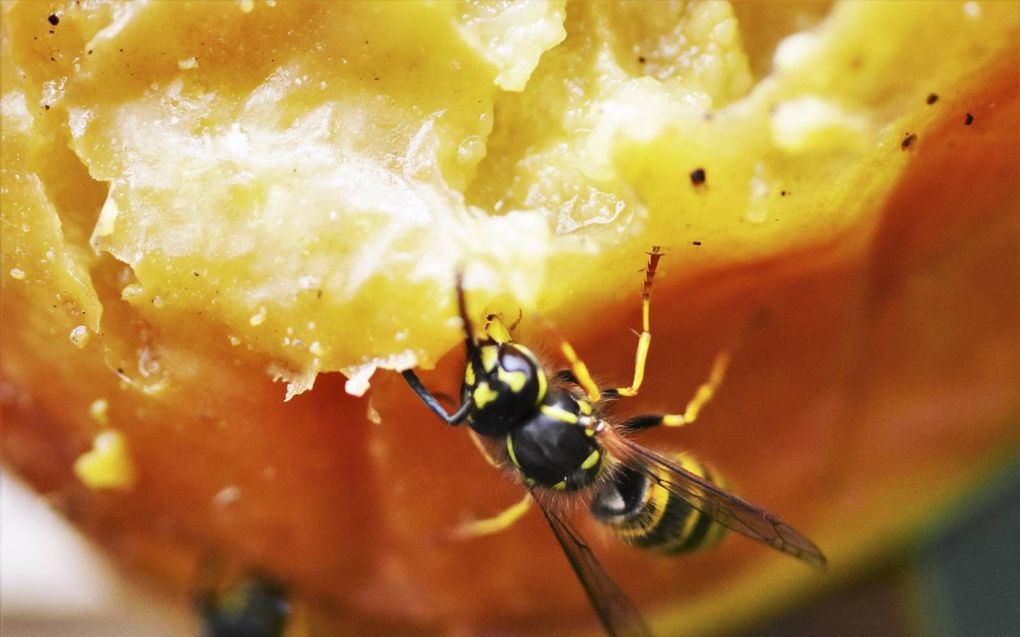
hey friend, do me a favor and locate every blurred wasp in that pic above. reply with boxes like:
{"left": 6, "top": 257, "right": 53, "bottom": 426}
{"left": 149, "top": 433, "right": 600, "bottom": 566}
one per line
{"left": 197, "top": 573, "right": 290, "bottom": 637}
{"left": 403, "top": 247, "right": 826, "bottom": 637}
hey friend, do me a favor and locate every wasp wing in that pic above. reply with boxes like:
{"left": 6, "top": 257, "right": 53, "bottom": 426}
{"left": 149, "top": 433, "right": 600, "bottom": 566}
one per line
{"left": 532, "top": 492, "right": 653, "bottom": 637}
{"left": 609, "top": 436, "right": 827, "bottom": 568}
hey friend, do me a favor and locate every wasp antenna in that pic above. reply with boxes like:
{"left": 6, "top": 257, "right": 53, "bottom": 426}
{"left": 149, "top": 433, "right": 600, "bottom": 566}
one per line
{"left": 454, "top": 269, "right": 472, "bottom": 336}
{"left": 454, "top": 268, "right": 487, "bottom": 380}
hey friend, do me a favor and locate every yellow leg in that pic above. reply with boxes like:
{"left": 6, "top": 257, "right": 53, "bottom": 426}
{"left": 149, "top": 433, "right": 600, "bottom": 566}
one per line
{"left": 557, "top": 340, "right": 602, "bottom": 402}
{"left": 468, "top": 430, "right": 502, "bottom": 468}
{"left": 621, "top": 345, "right": 732, "bottom": 430}
{"left": 450, "top": 492, "right": 533, "bottom": 539}
{"left": 665, "top": 308, "right": 767, "bottom": 426}
{"left": 665, "top": 345, "right": 732, "bottom": 427}
{"left": 612, "top": 246, "right": 663, "bottom": 398}
{"left": 551, "top": 247, "right": 664, "bottom": 404}
{"left": 452, "top": 431, "right": 533, "bottom": 538}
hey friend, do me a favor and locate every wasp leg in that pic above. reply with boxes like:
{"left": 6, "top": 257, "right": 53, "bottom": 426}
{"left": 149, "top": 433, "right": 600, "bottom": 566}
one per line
{"left": 611, "top": 246, "right": 663, "bottom": 399}
{"left": 674, "top": 343, "right": 732, "bottom": 425}
{"left": 534, "top": 307, "right": 602, "bottom": 402}
{"left": 402, "top": 370, "right": 471, "bottom": 425}
{"left": 556, "top": 338, "right": 602, "bottom": 403}
{"left": 467, "top": 429, "right": 501, "bottom": 468}
{"left": 619, "top": 413, "right": 674, "bottom": 431}
{"left": 555, "top": 369, "right": 627, "bottom": 405}
{"left": 447, "top": 432, "right": 531, "bottom": 539}
{"left": 619, "top": 343, "right": 733, "bottom": 430}
{"left": 451, "top": 492, "right": 533, "bottom": 539}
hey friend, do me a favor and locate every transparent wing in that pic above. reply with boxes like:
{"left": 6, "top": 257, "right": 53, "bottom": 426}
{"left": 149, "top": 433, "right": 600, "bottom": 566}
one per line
{"left": 610, "top": 436, "right": 827, "bottom": 568}
{"left": 532, "top": 492, "right": 653, "bottom": 637}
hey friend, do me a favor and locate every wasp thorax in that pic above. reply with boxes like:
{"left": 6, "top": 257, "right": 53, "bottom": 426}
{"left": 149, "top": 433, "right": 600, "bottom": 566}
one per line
{"left": 464, "top": 343, "right": 547, "bottom": 437}
{"left": 507, "top": 388, "right": 603, "bottom": 491}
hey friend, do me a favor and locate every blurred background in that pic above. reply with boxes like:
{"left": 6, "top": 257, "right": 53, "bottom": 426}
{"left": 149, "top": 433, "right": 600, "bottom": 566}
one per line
{"left": 747, "top": 457, "right": 1018, "bottom": 637}
{"left": 2, "top": 455, "right": 1016, "bottom": 637}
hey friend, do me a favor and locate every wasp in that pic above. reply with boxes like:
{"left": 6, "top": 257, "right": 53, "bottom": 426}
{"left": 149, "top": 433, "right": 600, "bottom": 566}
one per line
{"left": 402, "top": 247, "right": 826, "bottom": 636}
{"left": 198, "top": 574, "right": 290, "bottom": 637}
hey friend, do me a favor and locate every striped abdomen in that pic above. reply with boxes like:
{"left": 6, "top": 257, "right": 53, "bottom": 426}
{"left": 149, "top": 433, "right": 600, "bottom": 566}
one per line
{"left": 591, "top": 453, "right": 727, "bottom": 554}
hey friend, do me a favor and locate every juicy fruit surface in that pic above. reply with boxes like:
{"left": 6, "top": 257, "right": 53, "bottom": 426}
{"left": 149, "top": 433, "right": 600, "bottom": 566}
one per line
{"left": 2, "top": 2, "right": 1017, "bottom": 635}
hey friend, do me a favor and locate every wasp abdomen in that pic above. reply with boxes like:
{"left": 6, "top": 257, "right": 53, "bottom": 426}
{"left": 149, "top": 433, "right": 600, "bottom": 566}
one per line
{"left": 591, "top": 454, "right": 727, "bottom": 554}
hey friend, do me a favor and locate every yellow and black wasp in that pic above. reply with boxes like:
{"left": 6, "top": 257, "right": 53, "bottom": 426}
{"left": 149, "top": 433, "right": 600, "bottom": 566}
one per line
{"left": 402, "top": 247, "right": 826, "bottom": 637}
{"left": 198, "top": 574, "right": 290, "bottom": 637}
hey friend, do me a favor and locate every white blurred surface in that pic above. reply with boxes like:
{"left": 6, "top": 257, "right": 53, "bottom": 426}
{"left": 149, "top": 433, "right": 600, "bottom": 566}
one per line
{"left": 0, "top": 470, "right": 196, "bottom": 636}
